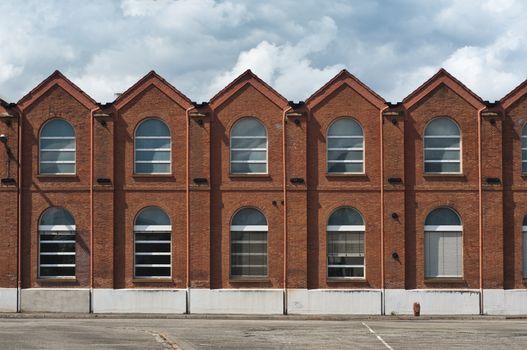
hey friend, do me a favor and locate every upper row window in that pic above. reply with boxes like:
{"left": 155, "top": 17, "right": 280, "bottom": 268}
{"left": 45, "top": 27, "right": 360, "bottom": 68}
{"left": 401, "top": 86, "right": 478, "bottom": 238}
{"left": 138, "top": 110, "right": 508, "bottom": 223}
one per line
{"left": 39, "top": 119, "right": 76, "bottom": 175}
{"left": 230, "top": 117, "right": 268, "bottom": 174}
{"left": 134, "top": 118, "right": 171, "bottom": 174}
{"left": 327, "top": 118, "right": 364, "bottom": 174}
{"left": 424, "top": 117, "right": 461, "bottom": 174}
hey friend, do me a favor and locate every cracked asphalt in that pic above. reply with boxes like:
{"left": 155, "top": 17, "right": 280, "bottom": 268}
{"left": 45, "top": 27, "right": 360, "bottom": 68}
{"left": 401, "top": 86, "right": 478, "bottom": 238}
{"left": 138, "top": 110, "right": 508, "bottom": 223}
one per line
{"left": 0, "top": 318, "right": 526, "bottom": 349}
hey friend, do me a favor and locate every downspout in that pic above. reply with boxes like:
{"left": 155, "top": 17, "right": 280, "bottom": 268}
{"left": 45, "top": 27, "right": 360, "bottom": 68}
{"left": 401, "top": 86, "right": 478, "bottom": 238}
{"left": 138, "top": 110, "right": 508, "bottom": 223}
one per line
{"left": 89, "top": 107, "right": 98, "bottom": 313}
{"left": 185, "top": 106, "right": 194, "bottom": 314}
{"left": 477, "top": 106, "right": 485, "bottom": 315}
{"left": 282, "top": 105, "right": 293, "bottom": 315}
{"left": 379, "top": 105, "right": 388, "bottom": 315}
{"left": 16, "top": 109, "right": 22, "bottom": 313}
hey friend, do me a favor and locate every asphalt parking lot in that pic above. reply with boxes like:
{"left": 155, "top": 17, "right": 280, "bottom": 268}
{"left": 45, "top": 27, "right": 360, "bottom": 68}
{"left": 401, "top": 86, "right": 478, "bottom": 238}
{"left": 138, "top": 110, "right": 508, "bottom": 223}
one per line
{"left": 0, "top": 317, "right": 526, "bottom": 349}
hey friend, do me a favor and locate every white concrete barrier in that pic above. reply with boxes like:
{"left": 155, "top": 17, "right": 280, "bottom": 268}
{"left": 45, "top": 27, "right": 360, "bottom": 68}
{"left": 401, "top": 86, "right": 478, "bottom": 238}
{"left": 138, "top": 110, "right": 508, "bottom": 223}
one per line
{"left": 287, "top": 289, "right": 382, "bottom": 315}
{"left": 0, "top": 288, "right": 17, "bottom": 312}
{"left": 384, "top": 289, "right": 480, "bottom": 315}
{"left": 21, "top": 288, "right": 90, "bottom": 313}
{"left": 483, "top": 289, "right": 527, "bottom": 315}
{"left": 190, "top": 289, "right": 283, "bottom": 314}
{"left": 93, "top": 289, "right": 187, "bottom": 313}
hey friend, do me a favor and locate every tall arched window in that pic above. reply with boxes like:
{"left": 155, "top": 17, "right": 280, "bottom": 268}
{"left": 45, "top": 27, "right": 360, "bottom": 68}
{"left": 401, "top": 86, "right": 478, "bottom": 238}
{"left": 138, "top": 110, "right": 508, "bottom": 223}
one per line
{"left": 327, "top": 118, "right": 364, "bottom": 173}
{"left": 523, "top": 216, "right": 527, "bottom": 279}
{"left": 134, "top": 206, "right": 172, "bottom": 278}
{"left": 230, "top": 208, "right": 268, "bottom": 277}
{"left": 134, "top": 118, "right": 171, "bottom": 174}
{"left": 424, "top": 207, "right": 462, "bottom": 278}
{"left": 230, "top": 117, "right": 267, "bottom": 174}
{"left": 327, "top": 207, "right": 365, "bottom": 278}
{"left": 39, "top": 119, "right": 76, "bottom": 175}
{"left": 424, "top": 117, "right": 461, "bottom": 173}
{"left": 522, "top": 125, "right": 527, "bottom": 173}
{"left": 39, "top": 207, "right": 76, "bottom": 278}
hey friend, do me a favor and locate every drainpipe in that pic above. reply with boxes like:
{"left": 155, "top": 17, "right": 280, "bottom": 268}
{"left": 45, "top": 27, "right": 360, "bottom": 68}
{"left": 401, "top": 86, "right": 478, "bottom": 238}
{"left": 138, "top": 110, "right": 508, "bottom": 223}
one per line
{"left": 16, "top": 109, "right": 22, "bottom": 313}
{"left": 185, "top": 106, "right": 194, "bottom": 314}
{"left": 477, "top": 106, "right": 485, "bottom": 315}
{"left": 379, "top": 105, "right": 388, "bottom": 315}
{"left": 282, "top": 105, "right": 293, "bottom": 315}
{"left": 89, "top": 107, "right": 98, "bottom": 313}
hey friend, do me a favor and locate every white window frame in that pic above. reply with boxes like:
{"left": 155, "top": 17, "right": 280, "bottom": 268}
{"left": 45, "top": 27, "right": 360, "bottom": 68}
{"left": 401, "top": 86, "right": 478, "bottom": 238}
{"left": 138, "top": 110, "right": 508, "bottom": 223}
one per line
{"left": 521, "top": 125, "right": 527, "bottom": 174}
{"left": 423, "top": 117, "right": 461, "bottom": 174}
{"left": 230, "top": 118, "right": 268, "bottom": 175}
{"left": 39, "top": 119, "right": 76, "bottom": 175}
{"left": 38, "top": 224, "right": 76, "bottom": 279}
{"left": 134, "top": 118, "right": 172, "bottom": 175}
{"left": 326, "top": 117, "right": 364, "bottom": 174}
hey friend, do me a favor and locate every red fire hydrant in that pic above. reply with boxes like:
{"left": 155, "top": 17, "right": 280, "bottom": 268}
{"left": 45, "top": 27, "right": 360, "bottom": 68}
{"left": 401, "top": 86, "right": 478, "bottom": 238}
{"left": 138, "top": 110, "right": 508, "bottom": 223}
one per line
{"left": 413, "top": 302, "right": 421, "bottom": 316}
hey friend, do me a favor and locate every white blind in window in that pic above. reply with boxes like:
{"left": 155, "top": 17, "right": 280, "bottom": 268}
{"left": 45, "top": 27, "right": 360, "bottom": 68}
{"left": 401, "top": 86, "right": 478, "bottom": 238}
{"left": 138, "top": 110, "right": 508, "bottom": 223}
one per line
{"left": 425, "top": 231, "right": 462, "bottom": 277}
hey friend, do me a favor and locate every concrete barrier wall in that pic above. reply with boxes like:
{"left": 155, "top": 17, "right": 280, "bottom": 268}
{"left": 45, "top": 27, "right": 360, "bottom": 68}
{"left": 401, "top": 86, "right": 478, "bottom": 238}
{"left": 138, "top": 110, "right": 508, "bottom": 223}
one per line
{"left": 21, "top": 288, "right": 90, "bottom": 313}
{"left": 93, "top": 289, "right": 187, "bottom": 313}
{"left": 0, "top": 288, "right": 17, "bottom": 312}
{"left": 190, "top": 289, "right": 283, "bottom": 314}
{"left": 385, "top": 289, "right": 480, "bottom": 315}
{"left": 287, "top": 289, "right": 382, "bottom": 315}
{"left": 483, "top": 289, "right": 527, "bottom": 315}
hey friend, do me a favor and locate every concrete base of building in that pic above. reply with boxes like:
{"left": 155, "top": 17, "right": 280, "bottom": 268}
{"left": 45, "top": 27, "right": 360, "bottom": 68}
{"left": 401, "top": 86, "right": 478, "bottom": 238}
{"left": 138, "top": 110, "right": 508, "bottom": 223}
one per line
{"left": 189, "top": 289, "right": 283, "bottom": 314}
{"left": 483, "top": 289, "right": 527, "bottom": 315}
{"left": 287, "top": 289, "right": 382, "bottom": 315}
{"left": 384, "top": 289, "right": 480, "bottom": 315}
{"left": 0, "top": 289, "right": 17, "bottom": 312}
{"left": 21, "top": 288, "right": 90, "bottom": 313}
{"left": 92, "top": 289, "right": 187, "bottom": 314}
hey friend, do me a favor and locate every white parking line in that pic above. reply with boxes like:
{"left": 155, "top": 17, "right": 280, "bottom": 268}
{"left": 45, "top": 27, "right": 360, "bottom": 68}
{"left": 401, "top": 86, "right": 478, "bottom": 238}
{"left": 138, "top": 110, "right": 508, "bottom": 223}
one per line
{"left": 362, "top": 322, "right": 394, "bottom": 350}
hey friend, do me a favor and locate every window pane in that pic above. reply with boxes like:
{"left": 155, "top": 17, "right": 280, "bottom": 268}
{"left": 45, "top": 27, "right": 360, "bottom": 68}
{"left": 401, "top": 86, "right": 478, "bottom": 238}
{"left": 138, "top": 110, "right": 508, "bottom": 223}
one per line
{"left": 327, "top": 162, "right": 363, "bottom": 173}
{"left": 231, "top": 150, "right": 266, "bottom": 161}
{"left": 425, "top": 208, "right": 461, "bottom": 226}
{"left": 135, "top": 243, "right": 171, "bottom": 253}
{"left": 424, "top": 137, "right": 460, "bottom": 149}
{"left": 424, "top": 150, "right": 459, "bottom": 161}
{"left": 40, "top": 138, "right": 75, "bottom": 150}
{"left": 40, "top": 267, "right": 75, "bottom": 277}
{"left": 40, "top": 208, "right": 75, "bottom": 226}
{"left": 424, "top": 162, "right": 460, "bottom": 173}
{"left": 231, "top": 231, "right": 268, "bottom": 277}
{"left": 232, "top": 209, "right": 267, "bottom": 226}
{"left": 135, "top": 207, "right": 170, "bottom": 226}
{"left": 135, "top": 163, "right": 170, "bottom": 174}
{"left": 328, "top": 119, "right": 363, "bottom": 136}
{"left": 523, "top": 162, "right": 527, "bottom": 173}
{"left": 328, "top": 267, "right": 364, "bottom": 278}
{"left": 328, "top": 150, "right": 363, "bottom": 161}
{"left": 40, "top": 163, "right": 75, "bottom": 174}
{"left": 231, "top": 118, "right": 266, "bottom": 137}
{"left": 40, "top": 150, "right": 75, "bottom": 162}
{"left": 425, "top": 231, "right": 462, "bottom": 277}
{"left": 135, "top": 150, "right": 171, "bottom": 161}
{"left": 41, "top": 119, "right": 75, "bottom": 137}
{"left": 135, "top": 255, "right": 170, "bottom": 265}
{"left": 231, "top": 163, "right": 267, "bottom": 173}
{"left": 523, "top": 231, "right": 527, "bottom": 279}
{"left": 135, "top": 138, "right": 170, "bottom": 149}
{"left": 425, "top": 118, "right": 460, "bottom": 136}
{"left": 135, "top": 232, "right": 171, "bottom": 240}
{"left": 136, "top": 119, "right": 170, "bottom": 137}
{"left": 231, "top": 137, "right": 266, "bottom": 149}
{"left": 135, "top": 267, "right": 171, "bottom": 278}
{"left": 328, "top": 208, "right": 364, "bottom": 226}
{"left": 327, "top": 137, "right": 363, "bottom": 149}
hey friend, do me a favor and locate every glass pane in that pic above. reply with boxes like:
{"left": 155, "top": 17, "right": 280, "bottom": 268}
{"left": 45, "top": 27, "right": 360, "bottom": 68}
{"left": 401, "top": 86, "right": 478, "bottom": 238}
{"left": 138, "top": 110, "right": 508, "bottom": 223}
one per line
{"left": 40, "top": 208, "right": 75, "bottom": 226}
{"left": 41, "top": 119, "right": 75, "bottom": 137}
{"left": 135, "top": 243, "right": 171, "bottom": 253}
{"left": 232, "top": 209, "right": 267, "bottom": 225}
{"left": 327, "top": 162, "right": 363, "bottom": 173}
{"left": 327, "top": 137, "right": 363, "bottom": 149}
{"left": 328, "top": 150, "right": 363, "bottom": 161}
{"left": 523, "top": 232, "right": 527, "bottom": 278}
{"left": 231, "top": 118, "right": 266, "bottom": 137}
{"left": 135, "top": 163, "right": 170, "bottom": 174}
{"left": 136, "top": 119, "right": 170, "bottom": 137}
{"left": 231, "top": 150, "right": 266, "bottom": 161}
{"left": 135, "top": 207, "right": 170, "bottom": 226}
{"left": 328, "top": 267, "right": 364, "bottom": 278}
{"left": 40, "top": 150, "right": 75, "bottom": 162}
{"left": 135, "top": 266, "right": 170, "bottom": 277}
{"left": 424, "top": 137, "right": 460, "bottom": 148}
{"left": 231, "top": 162, "right": 267, "bottom": 173}
{"left": 40, "top": 267, "right": 75, "bottom": 277}
{"left": 135, "top": 150, "right": 170, "bottom": 161}
{"left": 135, "top": 138, "right": 170, "bottom": 149}
{"left": 328, "top": 208, "right": 364, "bottom": 226}
{"left": 40, "top": 255, "right": 75, "bottom": 265}
{"left": 40, "top": 163, "right": 75, "bottom": 174}
{"left": 425, "top": 150, "right": 459, "bottom": 161}
{"left": 328, "top": 118, "right": 363, "bottom": 136}
{"left": 40, "top": 138, "right": 75, "bottom": 150}
{"left": 522, "top": 150, "right": 527, "bottom": 161}
{"left": 135, "top": 255, "right": 170, "bottom": 265}
{"left": 231, "top": 137, "right": 266, "bottom": 149}
{"left": 424, "top": 162, "right": 460, "bottom": 173}
{"left": 425, "top": 118, "right": 460, "bottom": 136}
{"left": 135, "top": 232, "right": 171, "bottom": 240}
{"left": 40, "top": 242, "right": 75, "bottom": 253}
{"left": 425, "top": 208, "right": 461, "bottom": 226}
{"left": 523, "top": 162, "right": 527, "bottom": 173}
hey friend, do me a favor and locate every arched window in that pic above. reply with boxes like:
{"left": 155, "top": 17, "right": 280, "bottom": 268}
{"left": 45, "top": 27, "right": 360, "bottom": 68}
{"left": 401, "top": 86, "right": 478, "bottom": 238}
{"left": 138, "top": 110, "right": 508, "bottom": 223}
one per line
{"left": 134, "top": 118, "right": 171, "bottom": 174}
{"left": 230, "top": 117, "right": 267, "bottom": 174}
{"left": 327, "top": 118, "right": 364, "bottom": 173}
{"left": 230, "top": 208, "right": 268, "bottom": 277}
{"left": 39, "top": 119, "right": 76, "bottom": 174}
{"left": 424, "top": 118, "right": 461, "bottom": 173}
{"left": 424, "top": 207, "right": 462, "bottom": 278}
{"left": 522, "top": 125, "right": 527, "bottom": 173}
{"left": 523, "top": 216, "right": 527, "bottom": 279}
{"left": 38, "top": 207, "right": 76, "bottom": 278}
{"left": 134, "top": 206, "right": 172, "bottom": 278}
{"left": 327, "top": 207, "right": 365, "bottom": 278}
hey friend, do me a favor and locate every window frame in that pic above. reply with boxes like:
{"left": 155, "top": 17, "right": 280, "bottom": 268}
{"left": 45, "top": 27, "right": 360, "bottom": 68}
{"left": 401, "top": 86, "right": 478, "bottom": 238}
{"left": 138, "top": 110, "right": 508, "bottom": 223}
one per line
{"left": 229, "top": 207, "right": 269, "bottom": 279}
{"left": 229, "top": 117, "right": 268, "bottom": 175}
{"left": 326, "top": 206, "right": 366, "bottom": 280}
{"left": 133, "top": 117, "right": 172, "bottom": 175}
{"left": 423, "top": 117, "right": 462, "bottom": 175}
{"left": 38, "top": 118, "right": 76, "bottom": 176}
{"left": 326, "top": 117, "right": 365, "bottom": 175}
{"left": 521, "top": 124, "right": 527, "bottom": 174}
{"left": 523, "top": 217, "right": 527, "bottom": 279}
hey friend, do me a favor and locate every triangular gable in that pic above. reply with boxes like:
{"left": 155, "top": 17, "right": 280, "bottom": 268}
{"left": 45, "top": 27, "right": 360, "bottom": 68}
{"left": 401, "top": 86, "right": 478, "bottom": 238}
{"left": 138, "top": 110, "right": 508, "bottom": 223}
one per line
{"left": 500, "top": 79, "right": 527, "bottom": 110}
{"left": 403, "top": 68, "right": 485, "bottom": 110}
{"left": 209, "top": 70, "right": 289, "bottom": 110}
{"left": 17, "top": 70, "right": 98, "bottom": 111}
{"left": 113, "top": 71, "right": 193, "bottom": 110}
{"left": 305, "top": 69, "right": 386, "bottom": 110}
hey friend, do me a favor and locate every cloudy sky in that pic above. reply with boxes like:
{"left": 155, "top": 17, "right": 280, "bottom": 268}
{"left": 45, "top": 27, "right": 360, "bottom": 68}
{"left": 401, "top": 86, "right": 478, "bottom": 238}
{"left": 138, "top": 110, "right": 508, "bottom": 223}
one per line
{"left": 0, "top": 0, "right": 526, "bottom": 104}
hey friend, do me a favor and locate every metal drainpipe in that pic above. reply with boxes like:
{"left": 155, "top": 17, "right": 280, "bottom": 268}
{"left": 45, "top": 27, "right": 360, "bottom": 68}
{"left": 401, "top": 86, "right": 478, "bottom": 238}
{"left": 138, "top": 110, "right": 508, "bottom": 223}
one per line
{"left": 477, "top": 106, "right": 485, "bottom": 315}
{"left": 379, "top": 105, "right": 388, "bottom": 315}
{"left": 89, "top": 107, "right": 98, "bottom": 313}
{"left": 185, "top": 106, "right": 194, "bottom": 314}
{"left": 16, "top": 109, "right": 22, "bottom": 313}
{"left": 282, "top": 105, "right": 292, "bottom": 315}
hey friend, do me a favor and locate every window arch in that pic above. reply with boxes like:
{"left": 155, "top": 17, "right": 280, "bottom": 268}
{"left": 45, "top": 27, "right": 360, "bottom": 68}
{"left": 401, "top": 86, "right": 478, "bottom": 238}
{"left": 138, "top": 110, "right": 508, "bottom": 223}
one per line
{"left": 424, "top": 207, "right": 462, "bottom": 278}
{"left": 424, "top": 117, "right": 461, "bottom": 173}
{"left": 523, "top": 216, "right": 527, "bottom": 279}
{"left": 230, "top": 208, "right": 268, "bottom": 277}
{"left": 522, "top": 125, "right": 527, "bottom": 173}
{"left": 134, "top": 118, "right": 171, "bottom": 174}
{"left": 327, "top": 207, "right": 365, "bottom": 278}
{"left": 38, "top": 207, "right": 76, "bottom": 278}
{"left": 39, "top": 119, "right": 76, "bottom": 175}
{"left": 133, "top": 206, "right": 172, "bottom": 278}
{"left": 230, "top": 117, "right": 267, "bottom": 174}
{"left": 327, "top": 118, "right": 364, "bottom": 173}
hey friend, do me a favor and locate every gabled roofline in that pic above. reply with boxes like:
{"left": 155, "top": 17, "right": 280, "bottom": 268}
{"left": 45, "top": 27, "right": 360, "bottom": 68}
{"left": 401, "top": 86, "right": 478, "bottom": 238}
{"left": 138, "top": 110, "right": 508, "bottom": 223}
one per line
{"left": 17, "top": 70, "right": 98, "bottom": 112}
{"left": 209, "top": 70, "right": 289, "bottom": 110}
{"left": 305, "top": 69, "right": 386, "bottom": 110}
{"left": 402, "top": 68, "right": 485, "bottom": 110}
{"left": 113, "top": 70, "right": 193, "bottom": 110}
{"left": 500, "top": 79, "right": 527, "bottom": 110}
